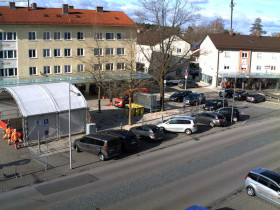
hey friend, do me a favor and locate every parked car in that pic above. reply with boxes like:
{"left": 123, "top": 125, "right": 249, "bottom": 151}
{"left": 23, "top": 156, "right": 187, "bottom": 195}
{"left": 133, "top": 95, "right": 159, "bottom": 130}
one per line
{"left": 219, "top": 89, "right": 234, "bottom": 98}
{"left": 73, "top": 132, "right": 122, "bottom": 161}
{"left": 178, "top": 80, "right": 199, "bottom": 88}
{"left": 246, "top": 94, "right": 266, "bottom": 103}
{"left": 164, "top": 76, "right": 181, "bottom": 85}
{"left": 104, "top": 129, "right": 138, "bottom": 152}
{"left": 234, "top": 91, "right": 249, "bottom": 101}
{"left": 169, "top": 90, "right": 192, "bottom": 102}
{"left": 183, "top": 93, "right": 206, "bottom": 106}
{"left": 130, "top": 124, "right": 164, "bottom": 140}
{"left": 203, "top": 99, "right": 228, "bottom": 111}
{"left": 194, "top": 112, "right": 227, "bottom": 127}
{"left": 244, "top": 168, "right": 280, "bottom": 206}
{"left": 157, "top": 116, "right": 198, "bottom": 135}
{"left": 216, "top": 107, "right": 240, "bottom": 122}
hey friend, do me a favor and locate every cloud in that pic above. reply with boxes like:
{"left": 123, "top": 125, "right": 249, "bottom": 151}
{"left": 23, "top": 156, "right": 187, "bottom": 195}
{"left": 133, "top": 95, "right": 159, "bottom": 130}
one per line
{"left": 187, "top": 0, "right": 209, "bottom": 4}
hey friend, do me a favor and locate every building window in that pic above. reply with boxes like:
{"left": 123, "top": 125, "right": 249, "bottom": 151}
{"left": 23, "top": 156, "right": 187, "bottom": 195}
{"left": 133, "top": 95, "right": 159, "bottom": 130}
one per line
{"left": 224, "top": 66, "right": 229, "bottom": 70}
{"left": 43, "top": 32, "right": 51, "bottom": 40}
{"left": 106, "top": 32, "right": 114, "bottom": 40}
{"left": 257, "top": 53, "right": 262, "bottom": 59}
{"left": 105, "top": 63, "right": 114, "bottom": 71}
{"left": 241, "top": 65, "right": 247, "bottom": 71}
{"left": 64, "top": 32, "right": 72, "bottom": 40}
{"left": 29, "top": 49, "right": 37, "bottom": 58}
{"left": 94, "top": 48, "right": 103, "bottom": 56}
{"left": 117, "top": 48, "right": 125, "bottom": 55}
{"left": 271, "top": 66, "right": 276, "bottom": 70}
{"left": 94, "top": 32, "right": 103, "bottom": 40}
{"left": 177, "top": 48, "right": 182, "bottom": 53}
{"left": 77, "top": 48, "right": 84, "bottom": 57}
{"left": 43, "top": 49, "right": 51, "bottom": 58}
{"left": 225, "top": 52, "right": 230, "bottom": 58}
{"left": 242, "top": 52, "right": 248, "bottom": 58}
{"left": 43, "top": 66, "right": 51, "bottom": 74}
{"left": 117, "top": 63, "right": 125, "bottom": 70}
{"left": 54, "top": 49, "right": 61, "bottom": 57}
{"left": 54, "top": 32, "right": 61, "bottom": 40}
{"left": 64, "top": 48, "right": 71, "bottom": 57}
{"left": 54, "top": 65, "right": 61, "bottom": 74}
{"left": 77, "top": 32, "right": 84, "bottom": 40}
{"left": 106, "top": 48, "right": 114, "bottom": 55}
{"left": 29, "top": 67, "right": 37, "bottom": 75}
{"left": 77, "top": 64, "right": 84, "bottom": 72}
{"left": 117, "top": 32, "right": 124, "bottom": 40}
{"left": 94, "top": 64, "right": 102, "bottom": 71}
{"left": 28, "top": 32, "right": 36, "bottom": 41}
{"left": 256, "top": 65, "right": 261, "bottom": 70}
{"left": 0, "top": 50, "right": 17, "bottom": 59}
{"left": 64, "top": 65, "right": 72, "bottom": 73}
{"left": 0, "top": 68, "right": 17, "bottom": 77}
{"left": 0, "top": 32, "right": 16, "bottom": 41}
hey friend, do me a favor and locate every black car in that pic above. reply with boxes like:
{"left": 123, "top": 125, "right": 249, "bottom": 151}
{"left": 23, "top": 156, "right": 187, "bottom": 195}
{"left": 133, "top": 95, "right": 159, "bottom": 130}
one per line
{"left": 246, "top": 94, "right": 266, "bottom": 103}
{"left": 216, "top": 107, "right": 240, "bottom": 122}
{"left": 234, "top": 91, "right": 249, "bottom": 101}
{"left": 183, "top": 93, "right": 206, "bottom": 106}
{"left": 219, "top": 89, "right": 234, "bottom": 98}
{"left": 73, "top": 132, "right": 122, "bottom": 161}
{"left": 104, "top": 129, "right": 138, "bottom": 152}
{"left": 203, "top": 99, "right": 228, "bottom": 111}
{"left": 169, "top": 90, "right": 192, "bottom": 102}
{"left": 130, "top": 124, "right": 164, "bottom": 141}
{"left": 194, "top": 112, "right": 227, "bottom": 127}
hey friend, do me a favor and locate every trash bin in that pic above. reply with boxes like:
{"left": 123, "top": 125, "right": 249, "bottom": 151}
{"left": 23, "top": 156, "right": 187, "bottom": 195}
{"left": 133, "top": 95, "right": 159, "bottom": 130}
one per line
{"left": 135, "top": 105, "right": 140, "bottom": 116}
{"left": 139, "top": 106, "right": 144, "bottom": 115}
{"left": 125, "top": 104, "right": 136, "bottom": 116}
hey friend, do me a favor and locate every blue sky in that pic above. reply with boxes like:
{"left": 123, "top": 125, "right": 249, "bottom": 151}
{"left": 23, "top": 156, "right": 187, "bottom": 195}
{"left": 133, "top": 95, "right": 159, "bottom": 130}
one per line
{"left": 1, "top": 0, "right": 279, "bottom": 35}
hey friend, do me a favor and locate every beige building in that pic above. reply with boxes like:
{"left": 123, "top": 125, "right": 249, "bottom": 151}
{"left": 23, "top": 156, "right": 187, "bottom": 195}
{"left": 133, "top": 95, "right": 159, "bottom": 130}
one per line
{"left": 0, "top": 2, "right": 137, "bottom": 91}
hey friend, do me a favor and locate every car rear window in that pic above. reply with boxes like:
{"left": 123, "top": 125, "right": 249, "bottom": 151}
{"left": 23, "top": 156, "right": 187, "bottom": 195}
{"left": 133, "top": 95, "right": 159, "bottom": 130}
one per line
{"left": 248, "top": 172, "right": 258, "bottom": 181}
{"left": 217, "top": 115, "right": 225, "bottom": 119}
{"left": 108, "top": 139, "right": 121, "bottom": 147}
{"left": 152, "top": 127, "right": 161, "bottom": 132}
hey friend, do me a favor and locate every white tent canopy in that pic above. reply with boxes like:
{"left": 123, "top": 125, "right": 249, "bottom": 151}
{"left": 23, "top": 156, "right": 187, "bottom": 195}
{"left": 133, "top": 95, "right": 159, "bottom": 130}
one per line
{"left": 3, "top": 83, "right": 88, "bottom": 117}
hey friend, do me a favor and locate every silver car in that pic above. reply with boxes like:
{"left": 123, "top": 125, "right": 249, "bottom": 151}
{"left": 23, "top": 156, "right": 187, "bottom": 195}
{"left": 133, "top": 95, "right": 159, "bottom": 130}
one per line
{"left": 244, "top": 168, "right": 280, "bottom": 206}
{"left": 157, "top": 116, "right": 198, "bottom": 135}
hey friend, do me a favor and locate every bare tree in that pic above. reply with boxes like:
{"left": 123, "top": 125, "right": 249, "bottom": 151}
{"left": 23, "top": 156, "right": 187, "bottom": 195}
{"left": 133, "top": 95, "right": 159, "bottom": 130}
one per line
{"left": 136, "top": 0, "right": 199, "bottom": 111}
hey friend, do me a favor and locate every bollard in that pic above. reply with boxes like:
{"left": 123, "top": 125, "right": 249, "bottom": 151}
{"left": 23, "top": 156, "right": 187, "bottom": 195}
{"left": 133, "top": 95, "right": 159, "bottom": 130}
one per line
{"left": 142, "top": 119, "right": 143, "bottom": 126}
{"left": 120, "top": 123, "right": 123, "bottom": 130}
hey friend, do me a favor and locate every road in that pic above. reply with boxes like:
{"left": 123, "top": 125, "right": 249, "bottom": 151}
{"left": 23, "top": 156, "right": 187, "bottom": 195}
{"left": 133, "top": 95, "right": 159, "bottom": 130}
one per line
{"left": 0, "top": 116, "right": 280, "bottom": 210}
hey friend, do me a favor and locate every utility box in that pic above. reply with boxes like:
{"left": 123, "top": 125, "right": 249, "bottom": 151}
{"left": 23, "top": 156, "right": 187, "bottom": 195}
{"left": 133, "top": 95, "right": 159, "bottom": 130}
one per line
{"left": 86, "top": 123, "right": 97, "bottom": 135}
{"left": 134, "top": 93, "right": 159, "bottom": 113}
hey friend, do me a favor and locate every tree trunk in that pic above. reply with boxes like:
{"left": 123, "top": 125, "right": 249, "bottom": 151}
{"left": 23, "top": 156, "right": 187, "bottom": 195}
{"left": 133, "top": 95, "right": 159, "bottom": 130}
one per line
{"left": 160, "top": 76, "right": 165, "bottom": 111}
{"left": 98, "top": 84, "right": 101, "bottom": 113}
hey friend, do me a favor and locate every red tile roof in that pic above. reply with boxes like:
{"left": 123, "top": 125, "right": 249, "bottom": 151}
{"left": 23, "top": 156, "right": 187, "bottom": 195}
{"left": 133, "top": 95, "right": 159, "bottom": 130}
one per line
{"left": 0, "top": 6, "right": 137, "bottom": 27}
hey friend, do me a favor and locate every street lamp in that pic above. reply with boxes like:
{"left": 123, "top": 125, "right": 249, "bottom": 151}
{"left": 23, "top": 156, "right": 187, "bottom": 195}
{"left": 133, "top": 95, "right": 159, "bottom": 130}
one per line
{"left": 69, "top": 82, "right": 81, "bottom": 170}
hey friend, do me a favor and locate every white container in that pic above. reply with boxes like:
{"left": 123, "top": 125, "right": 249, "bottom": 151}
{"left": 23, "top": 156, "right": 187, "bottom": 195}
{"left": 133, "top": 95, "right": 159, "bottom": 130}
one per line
{"left": 86, "top": 123, "right": 97, "bottom": 135}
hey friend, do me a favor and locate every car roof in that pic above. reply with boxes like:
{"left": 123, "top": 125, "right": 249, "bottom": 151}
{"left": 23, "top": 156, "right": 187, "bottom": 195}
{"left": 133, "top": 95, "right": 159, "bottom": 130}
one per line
{"left": 85, "top": 132, "right": 120, "bottom": 141}
{"left": 250, "top": 168, "right": 280, "bottom": 185}
{"left": 172, "top": 116, "right": 195, "bottom": 120}
{"left": 105, "top": 129, "right": 134, "bottom": 136}
{"left": 143, "top": 124, "right": 157, "bottom": 129}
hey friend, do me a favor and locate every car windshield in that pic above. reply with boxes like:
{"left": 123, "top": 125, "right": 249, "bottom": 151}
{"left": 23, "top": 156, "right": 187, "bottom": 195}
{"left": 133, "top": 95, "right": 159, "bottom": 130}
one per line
{"left": 119, "top": 95, "right": 128, "bottom": 99}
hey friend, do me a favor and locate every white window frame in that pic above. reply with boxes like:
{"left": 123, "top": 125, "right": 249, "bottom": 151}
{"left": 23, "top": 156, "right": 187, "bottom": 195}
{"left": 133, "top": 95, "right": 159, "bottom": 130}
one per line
{"left": 0, "top": 68, "right": 18, "bottom": 77}
{"left": 94, "top": 32, "right": 103, "bottom": 40}
{"left": 64, "top": 48, "right": 72, "bottom": 57}
{"left": 29, "top": 49, "right": 37, "bottom": 58}
{"left": 28, "top": 31, "right": 37, "bottom": 41}
{"left": 43, "top": 66, "right": 51, "bottom": 75}
{"left": 0, "top": 32, "right": 17, "bottom": 41}
{"left": 105, "top": 63, "right": 114, "bottom": 71}
{"left": 29, "top": 67, "right": 37, "bottom": 75}
{"left": 256, "top": 65, "right": 261, "bottom": 70}
{"left": 54, "top": 65, "right": 62, "bottom": 74}
{"left": 77, "top": 48, "right": 84, "bottom": 57}
{"left": 105, "top": 48, "right": 114, "bottom": 55}
{"left": 117, "top": 63, "right": 125, "bottom": 70}
{"left": 64, "top": 65, "right": 72, "bottom": 73}
{"left": 94, "top": 48, "right": 103, "bottom": 56}
{"left": 94, "top": 64, "right": 103, "bottom": 71}
{"left": 43, "top": 49, "right": 51, "bottom": 58}
{"left": 242, "top": 52, "right": 248, "bottom": 58}
{"left": 54, "top": 49, "right": 61, "bottom": 57}
{"left": 0, "top": 50, "right": 17, "bottom": 59}
{"left": 43, "top": 32, "right": 51, "bottom": 41}
{"left": 64, "top": 32, "right": 72, "bottom": 40}
{"left": 77, "top": 64, "right": 85, "bottom": 72}
{"left": 54, "top": 32, "right": 61, "bottom": 40}
{"left": 117, "top": 48, "right": 125, "bottom": 55}
{"left": 117, "top": 32, "right": 124, "bottom": 40}
{"left": 106, "top": 32, "right": 115, "bottom": 40}
{"left": 77, "top": 32, "right": 85, "bottom": 40}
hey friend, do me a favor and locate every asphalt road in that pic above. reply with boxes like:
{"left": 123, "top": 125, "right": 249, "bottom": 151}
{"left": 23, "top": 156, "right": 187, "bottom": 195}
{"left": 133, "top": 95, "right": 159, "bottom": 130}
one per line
{"left": 0, "top": 116, "right": 279, "bottom": 210}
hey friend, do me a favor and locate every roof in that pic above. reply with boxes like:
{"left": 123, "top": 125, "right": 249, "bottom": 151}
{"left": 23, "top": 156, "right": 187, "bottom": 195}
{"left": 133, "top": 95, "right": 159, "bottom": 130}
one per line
{"left": 1, "top": 83, "right": 88, "bottom": 117}
{"left": 208, "top": 33, "right": 280, "bottom": 52}
{"left": 0, "top": 6, "right": 137, "bottom": 27}
{"left": 137, "top": 31, "right": 180, "bottom": 46}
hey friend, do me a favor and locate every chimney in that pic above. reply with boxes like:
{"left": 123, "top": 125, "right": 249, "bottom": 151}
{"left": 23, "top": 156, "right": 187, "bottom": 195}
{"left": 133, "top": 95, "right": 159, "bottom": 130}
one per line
{"left": 62, "top": 4, "right": 68, "bottom": 15}
{"left": 229, "top": 29, "right": 234, "bottom": 36}
{"left": 96, "top": 6, "right": 103, "bottom": 13}
{"left": 9, "top": 2, "right": 16, "bottom": 9}
{"left": 69, "top": 6, "right": 74, "bottom": 9}
{"left": 32, "top": 3, "right": 37, "bottom": 10}
{"left": 256, "top": 31, "right": 261, "bottom": 37}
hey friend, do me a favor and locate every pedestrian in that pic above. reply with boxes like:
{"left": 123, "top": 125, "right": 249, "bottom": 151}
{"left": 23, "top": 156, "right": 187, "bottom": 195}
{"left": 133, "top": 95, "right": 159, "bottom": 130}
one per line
{"left": 7, "top": 126, "right": 12, "bottom": 145}
{"left": 11, "top": 129, "right": 20, "bottom": 150}
{"left": 3, "top": 123, "right": 10, "bottom": 139}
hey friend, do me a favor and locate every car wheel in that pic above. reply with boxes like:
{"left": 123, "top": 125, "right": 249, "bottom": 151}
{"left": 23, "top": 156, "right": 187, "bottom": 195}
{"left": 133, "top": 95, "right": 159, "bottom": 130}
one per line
{"left": 185, "top": 129, "right": 192, "bottom": 135}
{"left": 75, "top": 145, "right": 80, "bottom": 152}
{"left": 99, "top": 153, "right": 105, "bottom": 161}
{"left": 209, "top": 121, "right": 215, "bottom": 127}
{"left": 263, "top": 98, "right": 266, "bottom": 102}
{"left": 247, "top": 186, "right": 255, "bottom": 196}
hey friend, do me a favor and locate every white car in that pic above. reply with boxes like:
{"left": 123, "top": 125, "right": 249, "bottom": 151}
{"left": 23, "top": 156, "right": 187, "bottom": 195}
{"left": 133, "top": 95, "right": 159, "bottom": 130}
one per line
{"left": 157, "top": 116, "right": 198, "bottom": 135}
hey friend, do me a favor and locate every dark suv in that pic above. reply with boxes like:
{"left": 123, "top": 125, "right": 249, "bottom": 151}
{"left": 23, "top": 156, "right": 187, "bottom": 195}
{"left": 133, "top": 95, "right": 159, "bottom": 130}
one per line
{"left": 216, "top": 107, "right": 240, "bottom": 122}
{"left": 219, "top": 89, "right": 234, "bottom": 98}
{"left": 203, "top": 99, "right": 228, "bottom": 111}
{"left": 194, "top": 112, "right": 227, "bottom": 127}
{"left": 183, "top": 93, "right": 206, "bottom": 106}
{"left": 104, "top": 129, "right": 138, "bottom": 152}
{"left": 73, "top": 132, "right": 121, "bottom": 161}
{"left": 169, "top": 90, "right": 192, "bottom": 102}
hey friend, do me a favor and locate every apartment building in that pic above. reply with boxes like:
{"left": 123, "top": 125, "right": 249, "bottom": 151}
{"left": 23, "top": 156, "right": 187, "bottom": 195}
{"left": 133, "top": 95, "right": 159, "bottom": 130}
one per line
{"left": 0, "top": 2, "right": 137, "bottom": 90}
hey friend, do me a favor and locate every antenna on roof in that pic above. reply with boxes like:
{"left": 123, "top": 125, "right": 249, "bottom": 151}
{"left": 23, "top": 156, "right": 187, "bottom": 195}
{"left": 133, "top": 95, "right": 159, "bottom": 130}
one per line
{"left": 230, "top": 0, "right": 235, "bottom": 31}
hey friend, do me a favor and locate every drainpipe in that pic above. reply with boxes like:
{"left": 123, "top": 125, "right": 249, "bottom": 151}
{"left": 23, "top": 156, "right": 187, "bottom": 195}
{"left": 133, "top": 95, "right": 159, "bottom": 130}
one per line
{"left": 216, "top": 50, "right": 220, "bottom": 87}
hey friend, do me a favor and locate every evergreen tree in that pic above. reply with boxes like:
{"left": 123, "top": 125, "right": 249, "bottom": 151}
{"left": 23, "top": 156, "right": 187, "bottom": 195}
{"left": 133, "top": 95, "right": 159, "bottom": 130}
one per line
{"left": 250, "top": 17, "right": 267, "bottom": 35}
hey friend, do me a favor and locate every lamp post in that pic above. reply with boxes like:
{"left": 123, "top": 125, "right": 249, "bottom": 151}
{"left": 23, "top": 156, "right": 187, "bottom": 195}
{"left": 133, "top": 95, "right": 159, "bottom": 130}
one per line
{"left": 231, "top": 73, "right": 237, "bottom": 124}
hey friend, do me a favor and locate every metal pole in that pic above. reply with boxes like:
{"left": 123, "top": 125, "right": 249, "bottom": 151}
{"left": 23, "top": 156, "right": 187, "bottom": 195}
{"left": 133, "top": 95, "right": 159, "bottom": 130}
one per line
{"left": 69, "top": 82, "right": 72, "bottom": 170}
{"left": 222, "top": 74, "right": 225, "bottom": 108}
{"left": 38, "top": 129, "right": 40, "bottom": 155}
{"left": 231, "top": 74, "right": 236, "bottom": 124}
